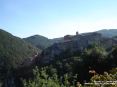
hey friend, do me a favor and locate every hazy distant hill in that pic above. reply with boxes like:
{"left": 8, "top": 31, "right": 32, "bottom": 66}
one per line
{"left": 96, "top": 29, "right": 117, "bottom": 37}
{"left": 24, "top": 35, "right": 53, "bottom": 50}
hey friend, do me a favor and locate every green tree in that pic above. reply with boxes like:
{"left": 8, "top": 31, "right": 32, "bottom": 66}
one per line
{"left": 83, "top": 45, "right": 107, "bottom": 72}
{"left": 23, "top": 67, "right": 81, "bottom": 87}
{"left": 23, "top": 67, "right": 62, "bottom": 87}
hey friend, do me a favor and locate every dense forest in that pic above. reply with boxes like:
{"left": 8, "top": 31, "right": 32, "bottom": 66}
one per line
{"left": 0, "top": 29, "right": 39, "bottom": 87}
{"left": 23, "top": 45, "right": 117, "bottom": 87}
{"left": 27, "top": 45, "right": 117, "bottom": 86}
{"left": 0, "top": 29, "right": 117, "bottom": 87}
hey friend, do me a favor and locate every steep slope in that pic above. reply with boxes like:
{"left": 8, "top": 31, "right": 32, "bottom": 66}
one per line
{"left": 96, "top": 29, "right": 117, "bottom": 37}
{"left": 24, "top": 35, "right": 53, "bottom": 50}
{"left": 37, "top": 32, "right": 117, "bottom": 64}
{"left": 0, "top": 29, "right": 40, "bottom": 70}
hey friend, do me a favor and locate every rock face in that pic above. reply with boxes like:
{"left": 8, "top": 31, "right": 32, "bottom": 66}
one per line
{"left": 37, "top": 32, "right": 117, "bottom": 64}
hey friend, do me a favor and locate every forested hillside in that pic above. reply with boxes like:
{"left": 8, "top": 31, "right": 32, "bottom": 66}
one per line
{"left": 0, "top": 29, "right": 117, "bottom": 87}
{"left": 0, "top": 29, "right": 40, "bottom": 87}
{"left": 38, "top": 32, "right": 117, "bottom": 64}
{"left": 24, "top": 35, "right": 53, "bottom": 50}
{"left": 24, "top": 45, "right": 117, "bottom": 87}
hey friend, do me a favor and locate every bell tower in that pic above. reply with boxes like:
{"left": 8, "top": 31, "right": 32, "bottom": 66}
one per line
{"left": 76, "top": 31, "right": 79, "bottom": 36}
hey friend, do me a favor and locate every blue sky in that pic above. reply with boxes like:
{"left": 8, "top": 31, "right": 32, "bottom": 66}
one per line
{"left": 0, "top": 0, "right": 117, "bottom": 38}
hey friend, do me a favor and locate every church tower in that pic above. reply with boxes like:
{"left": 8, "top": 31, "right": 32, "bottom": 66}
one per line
{"left": 76, "top": 31, "right": 79, "bottom": 36}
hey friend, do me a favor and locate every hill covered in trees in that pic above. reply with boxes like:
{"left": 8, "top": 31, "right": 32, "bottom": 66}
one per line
{"left": 0, "top": 29, "right": 117, "bottom": 87}
{"left": 25, "top": 45, "right": 117, "bottom": 87}
{"left": 37, "top": 32, "right": 117, "bottom": 64}
{"left": 24, "top": 35, "right": 53, "bottom": 50}
{"left": 21, "top": 32, "right": 117, "bottom": 87}
{"left": 28, "top": 32, "right": 117, "bottom": 87}
{"left": 0, "top": 29, "right": 40, "bottom": 87}
{"left": 24, "top": 29, "right": 117, "bottom": 50}
{"left": 0, "top": 29, "right": 40, "bottom": 67}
